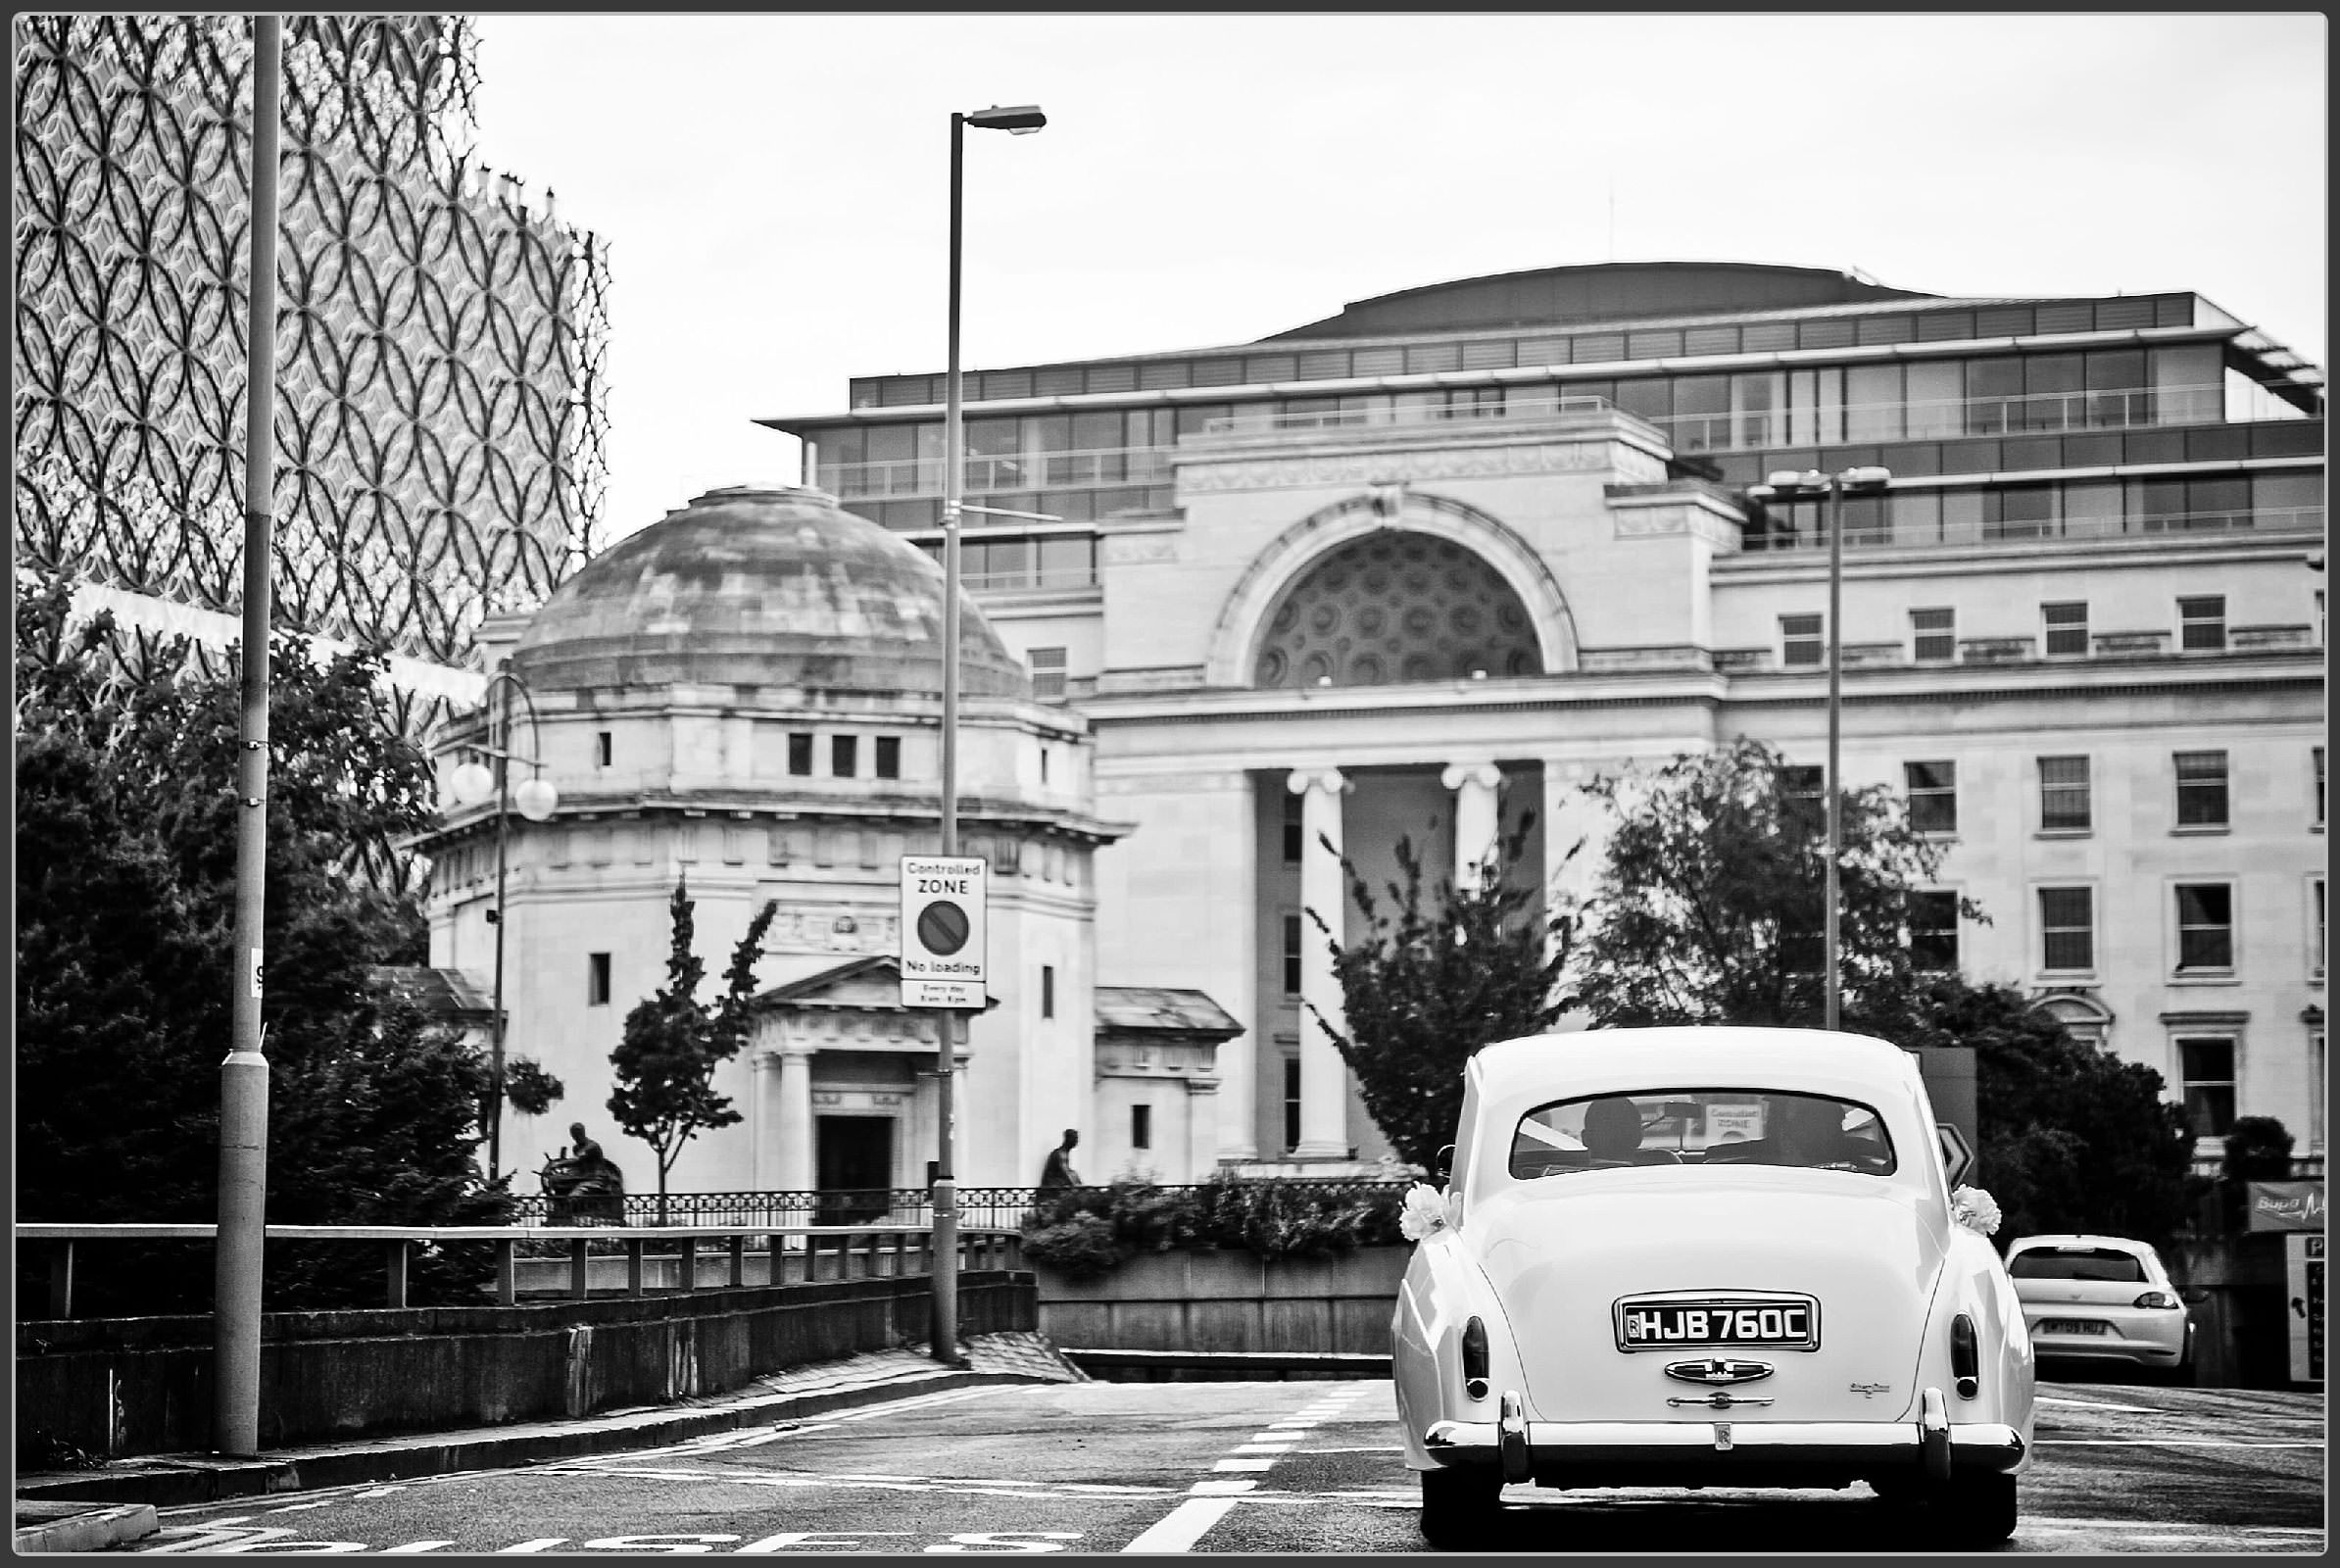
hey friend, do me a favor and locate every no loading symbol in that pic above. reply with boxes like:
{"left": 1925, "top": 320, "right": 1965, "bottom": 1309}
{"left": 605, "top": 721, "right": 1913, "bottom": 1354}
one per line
{"left": 916, "top": 901, "right": 970, "bottom": 956}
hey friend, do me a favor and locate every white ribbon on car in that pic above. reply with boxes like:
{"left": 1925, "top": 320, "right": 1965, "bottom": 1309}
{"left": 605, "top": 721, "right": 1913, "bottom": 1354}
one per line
{"left": 1399, "top": 1181, "right": 1449, "bottom": 1241}
{"left": 1951, "top": 1184, "right": 2002, "bottom": 1236}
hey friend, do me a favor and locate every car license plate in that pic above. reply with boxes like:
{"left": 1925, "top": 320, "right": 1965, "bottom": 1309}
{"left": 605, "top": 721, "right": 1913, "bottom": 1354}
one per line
{"left": 1615, "top": 1294, "right": 1820, "bottom": 1351}
{"left": 2037, "top": 1318, "right": 2110, "bottom": 1336}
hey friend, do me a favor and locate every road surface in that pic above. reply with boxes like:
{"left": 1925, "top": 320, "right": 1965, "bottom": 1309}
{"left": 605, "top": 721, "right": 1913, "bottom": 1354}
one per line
{"left": 134, "top": 1376, "right": 2322, "bottom": 1554}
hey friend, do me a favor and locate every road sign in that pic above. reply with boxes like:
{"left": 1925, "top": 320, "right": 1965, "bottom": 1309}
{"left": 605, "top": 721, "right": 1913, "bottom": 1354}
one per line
{"left": 900, "top": 856, "right": 987, "bottom": 1008}
{"left": 2287, "top": 1233, "right": 2324, "bottom": 1385}
{"left": 1936, "top": 1121, "right": 1974, "bottom": 1188}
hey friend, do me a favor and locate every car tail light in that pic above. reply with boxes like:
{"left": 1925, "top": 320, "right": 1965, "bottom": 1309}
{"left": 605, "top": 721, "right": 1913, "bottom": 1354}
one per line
{"left": 1461, "top": 1315, "right": 1490, "bottom": 1400}
{"left": 1950, "top": 1313, "right": 1978, "bottom": 1399}
{"left": 2133, "top": 1290, "right": 2182, "bottom": 1310}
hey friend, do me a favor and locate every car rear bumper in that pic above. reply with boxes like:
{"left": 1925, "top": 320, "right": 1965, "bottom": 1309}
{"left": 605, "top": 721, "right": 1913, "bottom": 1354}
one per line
{"left": 1422, "top": 1389, "right": 2024, "bottom": 1486}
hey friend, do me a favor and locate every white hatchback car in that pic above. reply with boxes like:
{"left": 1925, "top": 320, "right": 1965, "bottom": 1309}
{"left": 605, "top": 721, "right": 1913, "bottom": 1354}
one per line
{"left": 1391, "top": 1028, "right": 2035, "bottom": 1547}
{"left": 2004, "top": 1234, "right": 2194, "bottom": 1378}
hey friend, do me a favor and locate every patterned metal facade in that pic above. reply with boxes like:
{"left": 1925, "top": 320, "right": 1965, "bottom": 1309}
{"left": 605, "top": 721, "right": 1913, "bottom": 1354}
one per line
{"left": 13, "top": 15, "right": 609, "bottom": 697}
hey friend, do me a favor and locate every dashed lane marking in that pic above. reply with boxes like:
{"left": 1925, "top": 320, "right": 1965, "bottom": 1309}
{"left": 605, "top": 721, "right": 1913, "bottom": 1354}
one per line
{"left": 1119, "top": 1386, "right": 1376, "bottom": 1554}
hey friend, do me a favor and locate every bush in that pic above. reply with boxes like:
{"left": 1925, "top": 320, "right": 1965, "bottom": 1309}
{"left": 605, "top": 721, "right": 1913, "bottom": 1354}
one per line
{"left": 1019, "top": 1178, "right": 1410, "bottom": 1276}
{"left": 1021, "top": 1212, "right": 1120, "bottom": 1279}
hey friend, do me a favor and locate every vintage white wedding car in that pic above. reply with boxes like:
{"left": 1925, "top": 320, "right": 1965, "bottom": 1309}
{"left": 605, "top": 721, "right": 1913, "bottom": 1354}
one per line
{"left": 1392, "top": 1028, "right": 2033, "bottom": 1546}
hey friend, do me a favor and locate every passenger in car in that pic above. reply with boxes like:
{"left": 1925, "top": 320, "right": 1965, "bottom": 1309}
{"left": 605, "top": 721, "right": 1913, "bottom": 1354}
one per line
{"left": 1702, "top": 1096, "right": 1870, "bottom": 1168}
{"left": 1581, "top": 1097, "right": 1682, "bottom": 1165}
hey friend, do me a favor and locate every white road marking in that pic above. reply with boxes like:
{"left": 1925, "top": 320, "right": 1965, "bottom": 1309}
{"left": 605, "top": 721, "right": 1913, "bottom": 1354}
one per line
{"left": 380, "top": 1543, "right": 461, "bottom": 1553}
{"left": 1119, "top": 1498, "right": 1242, "bottom": 1553}
{"left": 1211, "top": 1457, "right": 1276, "bottom": 1471}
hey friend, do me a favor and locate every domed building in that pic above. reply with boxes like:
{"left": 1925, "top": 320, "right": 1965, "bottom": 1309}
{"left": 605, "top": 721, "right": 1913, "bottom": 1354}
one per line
{"left": 418, "top": 487, "right": 1240, "bottom": 1200}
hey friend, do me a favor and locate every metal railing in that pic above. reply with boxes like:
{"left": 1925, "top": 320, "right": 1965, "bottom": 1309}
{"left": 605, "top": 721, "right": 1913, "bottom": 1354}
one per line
{"left": 16, "top": 1220, "right": 1024, "bottom": 1319}
{"left": 504, "top": 1182, "right": 1416, "bottom": 1231}
{"left": 818, "top": 446, "right": 1174, "bottom": 500}
{"left": 1200, "top": 395, "right": 1616, "bottom": 438}
{"left": 1740, "top": 506, "right": 2323, "bottom": 555}
{"left": 818, "top": 386, "right": 2251, "bottom": 499}
{"left": 1658, "top": 384, "right": 2227, "bottom": 454}
{"left": 2188, "top": 1154, "right": 2325, "bottom": 1181}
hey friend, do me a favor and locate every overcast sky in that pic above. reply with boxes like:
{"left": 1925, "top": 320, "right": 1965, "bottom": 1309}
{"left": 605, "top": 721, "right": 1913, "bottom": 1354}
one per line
{"left": 466, "top": 13, "right": 2327, "bottom": 547}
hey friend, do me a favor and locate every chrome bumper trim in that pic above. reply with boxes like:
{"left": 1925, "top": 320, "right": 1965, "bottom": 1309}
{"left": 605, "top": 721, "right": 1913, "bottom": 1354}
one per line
{"left": 1422, "top": 1414, "right": 2025, "bottom": 1475}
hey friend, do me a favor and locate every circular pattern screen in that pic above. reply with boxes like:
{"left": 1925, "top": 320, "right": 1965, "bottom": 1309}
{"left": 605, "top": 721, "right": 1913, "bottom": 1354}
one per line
{"left": 1253, "top": 533, "right": 1541, "bottom": 689}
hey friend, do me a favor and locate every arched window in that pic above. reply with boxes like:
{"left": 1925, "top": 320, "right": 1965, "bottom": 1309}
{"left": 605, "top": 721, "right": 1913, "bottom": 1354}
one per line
{"left": 1253, "top": 533, "right": 1541, "bottom": 689}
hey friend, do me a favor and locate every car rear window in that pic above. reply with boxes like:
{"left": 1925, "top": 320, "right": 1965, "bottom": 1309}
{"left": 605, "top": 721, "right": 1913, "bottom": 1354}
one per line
{"left": 2008, "top": 1248, "right": 2148, "bottom": 1282}
{"left": 1509, "top": 1088, "right": 1895, "bottom": 1178}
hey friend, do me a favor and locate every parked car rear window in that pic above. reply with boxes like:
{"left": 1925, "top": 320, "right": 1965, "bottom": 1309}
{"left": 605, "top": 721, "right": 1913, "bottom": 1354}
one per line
{"left": 1509, "top": 1089, "right": 1895, "bottom": 1178}
{"left": 2008, "top": 1248, "right": 2148, "bottom": 1282}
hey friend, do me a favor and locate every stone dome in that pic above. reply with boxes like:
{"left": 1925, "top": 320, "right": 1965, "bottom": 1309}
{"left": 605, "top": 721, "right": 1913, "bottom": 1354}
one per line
{"left": 512, "top": 486, "right": 1029, "bottom": 698}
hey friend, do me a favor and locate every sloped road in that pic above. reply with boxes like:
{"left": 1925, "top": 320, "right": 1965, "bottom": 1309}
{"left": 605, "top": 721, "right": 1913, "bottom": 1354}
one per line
{"left": 132, "top": 1378, "right": 2321, "bottom": 1554}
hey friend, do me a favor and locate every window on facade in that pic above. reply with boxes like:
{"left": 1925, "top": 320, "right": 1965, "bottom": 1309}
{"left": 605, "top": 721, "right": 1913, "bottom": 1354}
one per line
{"left": 1911, "top": 607, "right": 1956, "bottom": 662}
{"left": 1781, "top": 613, "right": 1824, "bottom": 667}
{"left": 2314, "top": 878, "right": 2326, "bottom": 980}
{"left": 1779, "top": 904, "right": 1823, "bottom": 976}
{"left": 1906, "top": 760, "right": 1958, "bottom": 834}
{"left": 788, "top": 733, "right": 813, "bottom": 776}
{"left": 832, "top": 736, "right": 857, "bottom": 778}
{"left": 2178, "top": 595, "right": 2226, "bottom": 652}
{"left": 1042, "top": 964, "right": 1055, "bottom": 1020}
{"left": 2040, "top": 887, "right": 2095, "bottom": 971}
{"left": 2175, "top": 883, "right": 2236, "bottom": 971}
{"left": 2040, "top": 756, "right": 2092, "bottom": 832}
{"left": 1283, "top": 914, "right": 1302, "bottom": 994}
{"left": 588, "top": 953, "right": 611, "bottom": 1006}
{"left": 1284, "top": 1055, "right": 1303, "bottom": 1152}
{"left": 2042, "top": 601, "right": 2089, "bottom": 657}
{"left": 2174, "top": 751, "right": 2229, "bottom": 827}
{"left": 1029, "top": 646, "right": 1067, "bottom": 701}
{"left": 1908, "top": 890, "right": 1960, "bottom": 971}
{"left": 875, "top": 736, "right": 901, "bottom": 779}
{"left": 2176, "top": 1037, "right": 2237, "bottom": 1138}
{"left": 596, "top": 730, "right": 612, "bottom": 767}
{"left": 2316, "top": 746, "right": 2326, "bottom": 828}
{"left": 1779, "top": 764, "right": 1824, "bottom": 838}
{"left": 2314, "top": 1031, "right": 2328, "bottom": 1154}
{"left": 1132, "top": 1103, "right": 1151, "bottom": 1152}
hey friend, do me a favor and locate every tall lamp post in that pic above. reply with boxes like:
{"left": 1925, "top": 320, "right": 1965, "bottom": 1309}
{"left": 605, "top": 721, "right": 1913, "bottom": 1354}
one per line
{"left": 1746, "top": 465, "right": 1891, "bottom": 1032}
{"left": 447, "top": 669, "right": 560, "bottom": 1183}
{"left": 934, "top": 102, "right": 1045, "bottom": 1368}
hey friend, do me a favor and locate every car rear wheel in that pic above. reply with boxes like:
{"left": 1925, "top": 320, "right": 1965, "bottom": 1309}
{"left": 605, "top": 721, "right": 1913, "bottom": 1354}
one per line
{"left": 1419, "top": 1465, "right": 1503, "bottom": 1547}
{"left": 1937, "top": 1473, "right": 2019, "bottom": 1545}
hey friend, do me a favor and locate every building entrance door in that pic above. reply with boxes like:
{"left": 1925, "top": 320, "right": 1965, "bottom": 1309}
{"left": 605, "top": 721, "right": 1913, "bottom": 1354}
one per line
{"left": 815, "top": 1115, "right": 894, "bottom": 1224}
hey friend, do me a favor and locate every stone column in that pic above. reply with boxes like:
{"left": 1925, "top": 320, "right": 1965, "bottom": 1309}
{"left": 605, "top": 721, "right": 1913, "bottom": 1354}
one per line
{"left": 1441, "top": 761, "right": 1503, "bottom": 891}
{"left": 776, "top": 1039, "right": 816, "bottom": 1195}
{"left": 1287, "top": 767, "right": 1351, "bottom": 1160}
{"left": 1185, "top": 1061, "right": 1221, "bottom": 1184}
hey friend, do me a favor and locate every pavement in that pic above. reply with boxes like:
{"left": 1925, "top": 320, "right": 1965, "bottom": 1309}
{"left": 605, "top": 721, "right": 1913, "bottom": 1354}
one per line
{"left": 12, "top": 1331, "right": 1085, "bottom": 1553}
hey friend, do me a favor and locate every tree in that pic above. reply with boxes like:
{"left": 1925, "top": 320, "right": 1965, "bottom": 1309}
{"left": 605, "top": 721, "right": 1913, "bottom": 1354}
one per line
{"left": 1310, "top": 812, "right": 1577, "bottom": 1169}
{"left": 1571, "top": 738, "right": 1980, "bottom": 1037}
{"left": 1902, "top": 977, "right": 2195, "bottom": 1250}
{"left": 14, "top": 574, "right": 510, "bottom": 1313}
{"left": 607, "top": 879, "right": 779, "bottom": 1218}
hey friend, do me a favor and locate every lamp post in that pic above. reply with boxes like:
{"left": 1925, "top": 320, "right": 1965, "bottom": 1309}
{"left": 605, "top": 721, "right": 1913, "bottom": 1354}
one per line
{"left": 448, "top": 668, "right": 559, "bottom": 1183}
{"left": 1746, "top": 465, "right": 1891, "bottom": 1033}
{"left": 933, "top": 102, "right": 1044, "bottom": 1369}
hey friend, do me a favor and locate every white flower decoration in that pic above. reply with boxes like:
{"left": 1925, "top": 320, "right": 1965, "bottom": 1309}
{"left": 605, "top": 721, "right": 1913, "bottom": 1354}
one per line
{"left": 1951, "top": 1184, "right": 2001, "bottom": 1237}
{"left": 1399, "top": 1181, "right": 1449, "bottom": 1242}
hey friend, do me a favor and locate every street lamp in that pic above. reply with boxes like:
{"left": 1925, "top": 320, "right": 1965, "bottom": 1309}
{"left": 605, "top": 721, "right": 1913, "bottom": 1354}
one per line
{"left": 932, "top": 101, "right": 1044, "bottom": 1369}
{"left": 447, "top": 667, "right": 559, "bottom": 1184}
{"left": 1745, "top": 465, "right": 1892, "bottom": 1033}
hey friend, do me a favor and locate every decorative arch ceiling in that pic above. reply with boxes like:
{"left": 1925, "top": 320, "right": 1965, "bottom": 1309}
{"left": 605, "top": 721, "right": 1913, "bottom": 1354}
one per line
{"left": 1252, "top": 531, "right": 1542, "bottom": 689}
